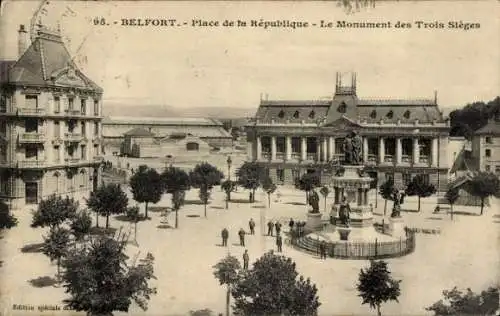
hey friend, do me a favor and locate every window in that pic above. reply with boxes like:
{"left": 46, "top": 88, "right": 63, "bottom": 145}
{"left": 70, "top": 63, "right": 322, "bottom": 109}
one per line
{"left": 54, "top": 121, "right": 60, "bottom": 138}
{"left": 25, "top": 145, "right": 38, "bottom": 159}
{"left": 68, "top": 145, "right": 75, "bottom": 158}
{"left": 53, "top": 146, "right": 60, "bottom": 162}
{"left": 25, "top": 95, "right": 38, "bottom": 108}
{"left": 335, "top": 138, "right": 344, "bottom": 154}
{"left": 276, "top": 169, "right": 285, "bottom": 183}
{"left": 278, "top": 110, "right": 285, "bottom": 118}
{"left": 80, "top": 99, "right": 86, "bottom": 114}
{"left": 68, "top": 120, "right": 76, "bottom": 133}
{"left": 293, "top": 111, "right": 299, "bottom": 119}
{"left": 0, "top": 120, "right": 6, "bottom": 135}
{"left": 81, "top": 122, "right": 86, "bottom": 136}
{"left": 386, "top": 110, "right": 394, "bottom": 119}
{"left": 94, "top": 100, "right": 99, "bottom": 115}
{"left": 370, "top": 110, "right": 377, "bottom": 118}
{"left": 186, "top": 142, "right": 199, "bottom": 151}
{"left": 291, "top": 137, "right": 301, "bottom": 153}
{"left": 0, "top": 95, "right": 6, "bottom": 111}
{"left": 0, "top": 144, "right": 6, "bottom": 161}
{"left": 68, "top": 97, "right": 74, "bottom": 110}
{"left": 485, "top": 137, "right": 493, "bottom": 144}
{"left": 485, "top": 165, "right": 491, "bottom": 171}
{"left": 94, "top": 122, "right": 99, "bottom": 136}
{"left": 25, "top": 182, "right": 38, "bottom": 204}
{"left": 81, "top": 145, "right": 86, "bottom": 160}
{"left": 25, "top": 118, "right": 38, "bottom": 133}
{"left": 291, "top": 169, "right": 300, "bottom": 183}
{"left": 485, "top": 149, "right": 491, "bottom": 157}
{"left": 308, "top": 110, "right": 315, "bottom": 119}
{"left": 495, "top": 166, "right": 500, "bottom": 175}
{"left": 420, "top": 173, "right": 430, "bottom": 185}
{"left": 94, "top": 144, "right": 99, "bottom": 156}
{"left": 403, "top": 110, "right": 411, "bottom": 119}
{"left": 54, "top": 96, "right": 61, "bottom": 113}
{"left": 338, "top": 102, "right": 347, "bottom": 113}
{"left": 402, "top": 173, "right": 412, "bottom": 186}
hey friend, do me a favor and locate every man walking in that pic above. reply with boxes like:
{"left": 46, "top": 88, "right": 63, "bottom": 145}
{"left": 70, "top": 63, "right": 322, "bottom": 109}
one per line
{"left": 238, "top": 228, "right": 246, "bottom": 247}
{"left": 221, "top": 228, "right": 228, "bottom": 247}
{"left": 243, "top": 249, "right": 249, "bottom": 270}
{"left": 267, "top": 221, "right": 274, "bottom": 236}
{"left": 249, "top": 218, "right": 255, "bottom": 235}
{"left": 275, "top": 221, "right": 282, "bottom": 236}
{"left": 276, "top": 234, "right": 283, "bottom": 252}
{"left": 288, "top": 218, "right": 295, "bottom": 233}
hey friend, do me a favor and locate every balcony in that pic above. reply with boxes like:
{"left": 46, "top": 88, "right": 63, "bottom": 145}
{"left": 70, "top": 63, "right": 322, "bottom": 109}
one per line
{"left": 18, "top": 108, "right": 46, "bottom": 116}
{"left": 276, "top": 152, "right": 285, "bottom": 160}
{"left": 261, "top": 152, "right": 271, "bottom": 160}
{"left": 0, "top": 160, "right": 11, "bottom": 168}
{"left": 64, "top": 133, "right": 83, "bottom": 143}
{"left": 93, "top": 156, "right": 104, "bottom": 163}
{"left": 17, "top": 160, "right": 46, "bottom": 168}
{"left": 306, "top": 153, "right": 317, "bottom": 161}
{"left": 65, "top": 157, "right": 80, "bottom": 165}
{"left": 291, "top": 152, "right": 301, "bottom": 160}
{"left": 383, "top": 155, "right": 394, "bottom": 163}
{"left": 366, "top": 154, "right": 377, "bottom": 165}
{"left": 419, "top": 155, "right": 430, "bottom": 165}
{"left": 401, "top": 154, "right": 412, "bottom": 163}
{"left": 18, "top": 132, "right": 45, "bottom": 144}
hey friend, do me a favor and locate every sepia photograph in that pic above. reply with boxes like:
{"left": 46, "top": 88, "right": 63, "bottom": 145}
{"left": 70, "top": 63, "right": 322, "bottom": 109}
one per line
{"left": 0, "top": 0, "right": 499, "bottom": 315}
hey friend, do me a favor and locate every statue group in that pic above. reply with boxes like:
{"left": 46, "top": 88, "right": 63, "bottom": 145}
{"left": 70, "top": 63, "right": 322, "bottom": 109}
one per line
{"left": 343, "top": 131, "right": 363, "bottom": 165}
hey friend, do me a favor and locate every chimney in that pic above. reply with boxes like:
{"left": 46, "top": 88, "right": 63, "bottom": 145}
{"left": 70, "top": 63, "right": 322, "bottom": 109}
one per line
{"left": 18, "top": 24, "right": 28, "bottom": 59}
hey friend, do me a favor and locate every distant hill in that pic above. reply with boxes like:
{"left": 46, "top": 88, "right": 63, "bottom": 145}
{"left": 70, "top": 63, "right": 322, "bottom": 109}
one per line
{"left": 102, "top": 102, "right": 255, "bottom": 119}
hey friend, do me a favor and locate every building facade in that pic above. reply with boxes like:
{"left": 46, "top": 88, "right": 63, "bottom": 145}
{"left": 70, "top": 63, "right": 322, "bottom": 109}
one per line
{"left": 0, "top": 25, "right": 104, "bottom": 209}
{"left": 246, "top": 73, "right": 450, "bottom": 192}
{"left": 470, "top": 118, "right": 500, "bottom": 176}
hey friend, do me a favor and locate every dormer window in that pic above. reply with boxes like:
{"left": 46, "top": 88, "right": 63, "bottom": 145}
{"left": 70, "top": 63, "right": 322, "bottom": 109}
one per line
{"left": 338, "top": 102, "right": 347, "bottom": 113}
{"left": 293, "top": 111, "right": 300, "bottom": 119}
{"left": 370, "top": 110, "right": 377, "bottom": 118}
{"left": 309, "top": 110, "right": 315, "bottom": 119}
{"left": 386, "top": 110, "right": 394, "bottom": 119}
{"left": 278, "top": 110, "right": 285, "bottom": 118}
{"left": 404, "top": 110, "right": 411, "bottom": 119}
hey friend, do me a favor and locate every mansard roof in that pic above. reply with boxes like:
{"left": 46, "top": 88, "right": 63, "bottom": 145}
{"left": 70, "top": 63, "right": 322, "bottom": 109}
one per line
{"left": 255, "top": 100, "right": 330, "bottom": 124}
{"left": 124, "top": 127, "right": 155, "bottom": 137}
{"left": 474, "top": 119, "right": 500, "bottom": 135}
{"left": 7, "top": 28, "right": 102, "bottom": 92}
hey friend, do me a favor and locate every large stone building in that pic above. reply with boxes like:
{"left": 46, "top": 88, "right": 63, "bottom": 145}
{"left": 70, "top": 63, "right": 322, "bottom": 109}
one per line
{"left": 0, "top": 25, "right": 104, "bottom": 209}
{"left": 245, "top": 73, "right": 450, "bottom": 192}
{"left": 102, "top": 116, "right": 232, "bottom": 154}
{"left": 470, "top": 117, "right": 500, "bottom": 175}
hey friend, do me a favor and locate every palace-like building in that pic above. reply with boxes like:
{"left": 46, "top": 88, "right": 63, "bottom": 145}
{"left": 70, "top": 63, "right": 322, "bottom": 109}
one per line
{"left": 245, "top": 73, "right": 450, "bottom": 192}
{"left": 0, "top": 25, "right": 104, "bottom": 209}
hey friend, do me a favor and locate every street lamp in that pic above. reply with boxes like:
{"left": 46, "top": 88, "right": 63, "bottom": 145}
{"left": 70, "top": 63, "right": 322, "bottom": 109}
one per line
{"left": 227, "top": 155, "right": 232, "bottom": 180}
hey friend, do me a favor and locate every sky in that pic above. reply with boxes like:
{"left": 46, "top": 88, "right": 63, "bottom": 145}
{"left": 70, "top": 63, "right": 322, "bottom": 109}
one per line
{"left": 0, "top": 0, "right": 499, "bottom": 113}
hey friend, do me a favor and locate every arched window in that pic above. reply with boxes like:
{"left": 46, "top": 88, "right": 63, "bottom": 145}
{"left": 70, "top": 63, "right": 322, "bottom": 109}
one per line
{"left": 370, "top": 110, "right": 377, "bottom": 118}
{"left": 403, "top": 110, "right": 411, "bottom": 119}
{"left": 186, "top": 142, "right": 199, "bottom": 151}
{"left": 278, "top": 110, "right": 285, "bottom": 118}
{"left": 308, "top": 110, "right": 315, "bottom": 119}
{"left": 386, "top": 110, "right": 394, "bottom": 119}
{"left": 80, "top": 169, "right": 86, "bottom": 188}
{"left": 293, "top": 111, "right": 300, "bottom": 119}
{"left": 338, "top": 102, "right": 347, "bottom": 113}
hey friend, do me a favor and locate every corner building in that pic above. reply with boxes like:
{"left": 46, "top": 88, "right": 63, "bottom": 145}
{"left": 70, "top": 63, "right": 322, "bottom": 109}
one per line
{"left": 245, "top": 73, "right": 450, "bottom": 192}
{"left": 0, "top": 25, "right": 104, "bottom": 210}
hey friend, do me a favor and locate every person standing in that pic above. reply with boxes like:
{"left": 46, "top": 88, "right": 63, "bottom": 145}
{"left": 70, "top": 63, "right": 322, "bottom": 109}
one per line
{"left": 243, "top": 249, "right": 249, "bottom": 270}
{"left": 276, "top": 234, "right": 283, "bottom": 252}
{"left": 238, "top": 228, "right": 246, "bottom": 247}
{"left": 275, "top": 221, "right": 282, "bottom": 236}
{"left": 221, "top": 228, "right": 229, "bottom": 247}
{"left": 319, "top": 240, "right": 327, "bottom": 259}
{"left": 288, "top": 218, "right": 295, "bottom": 232}
{"left": 267, "top": 221, "right": 274, "bottom": 236}
{"left": 249, "top": 218, "right": 256, "bottom": 235}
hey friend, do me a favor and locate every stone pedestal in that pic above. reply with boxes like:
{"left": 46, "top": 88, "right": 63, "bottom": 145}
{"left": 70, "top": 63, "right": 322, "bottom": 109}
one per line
{"left": 337, "top": 226, "right": 352, "bottom": 241}
{"left": 389, "top": 216, "right": 406, "bottom": 237}
{"left": 306, "top": 212, "right": 323, "bottom": 231}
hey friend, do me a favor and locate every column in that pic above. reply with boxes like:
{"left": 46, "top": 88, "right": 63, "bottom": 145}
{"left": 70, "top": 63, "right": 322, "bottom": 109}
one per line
{"left": 357, "top": 188, "right": 362, "bottom": 206}
{"left": 322, "top": 138, "right": 328, "bottom": 162}
{"left": 301, "top": 137, "right": 306, "bottom": 161}
{"left": 413, "top": 138, "right": 419, "bottom": 164}
{"left": 329, "top": 137, "right": 334, "bottom": 159}
{"left": 246, "top": 142, "right": 252, "bottom": 161}
{"left": 316, "top": 138, "right": 322, "bottom": 161}
{"left": 364, "top": 189, "right": 369, "bottom": 205}
{"left": 432, "top": 137, "right": 438, "bottom": 167}
{"left": 256, "top": 136, "right": 262, "bottom": 160}
{"left": 379, "top": 137, "right": 385, "bottom": 163}
{"left": 396, "top": 137, "right": 402, "bottom": 164}
{"left": 334, "top": 187, "right": 339, "bottom": 204}
{"left": 285, "top": 136, "right": 292, "bottom": 161}
{"left": 363, "top": 137, "right": 368, "bottom": 163}
{"left": 271, "top": 136, "right": 276, "bottom": 161}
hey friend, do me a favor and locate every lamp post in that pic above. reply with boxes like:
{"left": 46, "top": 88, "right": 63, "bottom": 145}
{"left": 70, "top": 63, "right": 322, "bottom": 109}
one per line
{"left": 227, "top": 155, "right": 232, "bottom": 181}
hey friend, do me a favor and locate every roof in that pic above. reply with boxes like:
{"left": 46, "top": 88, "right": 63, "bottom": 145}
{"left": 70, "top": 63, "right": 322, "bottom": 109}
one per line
{"left": 474, "top": 119, "right": 500, "bottom": 135}
{"left": 357, "top": 99, "right": 436, "bottom": 106}
{"left": 103, "top": 116, "right": 223, "bottom": 126}
{"left": 124, "top": 127, "right": 155, "bottom": 137}
{"left": 102, "top": 124, "right": 231, "bottom": 138}
{"left": 449, "top": 148, "right": 478, "bottom": 174}
{"left": 6, "top": 28, "right": 102, "bottom": 92}
{"left": 358, "top": 104, "right": 442, "bottom": 123}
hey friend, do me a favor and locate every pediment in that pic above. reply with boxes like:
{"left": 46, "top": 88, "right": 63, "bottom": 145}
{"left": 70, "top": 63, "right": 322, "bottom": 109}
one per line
{"left": 51, "top": 65, "right": 89, "bottom": 88}
{"left": 323, "top": 115, "right": 361, "bottom": 129}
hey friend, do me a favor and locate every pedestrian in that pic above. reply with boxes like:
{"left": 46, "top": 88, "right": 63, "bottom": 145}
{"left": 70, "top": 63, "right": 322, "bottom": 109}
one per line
{"left": 319, "top": 240, "right": 327, "bottom": 259}
{"left": 288, "top": 218, "right": 295, "bottom": 232}
{"left": 276, "top": 234, "right": 283, "bottom": 252}
{"left": 221, "top": 228, "right": 229, "bottom": 246}
{"left": 249, "top": 218, "right": 255, "bottom": 235}
{"left": 275, "top": 221, "right": 281, "bottom": 236}
{"left": 276, "top": 189, "right": 282, "bottom": 202}
{"left": 243, "top": 249, "right": 249, "bottom": 270}
{"left": 267, "top": 221, "right": 274, "bottom": 236}
{"left": 238, "top": 228, "right": 246, "bottom": 247}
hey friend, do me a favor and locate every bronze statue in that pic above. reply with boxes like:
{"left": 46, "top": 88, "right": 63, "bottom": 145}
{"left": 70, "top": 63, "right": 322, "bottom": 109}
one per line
{"left": 308, "top": 190, "right": 320, "bottom": 213}
{"left": 343, "top": 130, "right": 363, "bottom": 165}
{"left": 338, "top": 196, "right": 351, "bottom": 226}
{"left": 343, "top": 134, "right": 353, "bottom": 165}
{"left": 390, "top": 189, "right": 405, "bottom": 218}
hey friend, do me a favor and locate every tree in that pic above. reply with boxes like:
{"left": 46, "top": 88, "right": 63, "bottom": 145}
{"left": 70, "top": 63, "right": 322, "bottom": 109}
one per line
{"left": 87, "top": 183, "right": 128, "bottom": 229}
{"left": 129, "top": 165, "right": 164, "bottom": 219}
{"left": 449, "top": 96, "right": 500, "bottom": 138}
{"left": 0, "top": 200, "right": 17, "bottom": 229}
{"left": 126, "top": 206, "right": 141, "bottom": 243}
{"left": 469, "top": 172, "right": 500, "bottom": 215}
{"left": 70, "top": 210, "right": 92, "bottom": 241}
{"left": 32, "top": 195, "right": 78, "bottom": 229}
{"left": 221, "top": 180, "right": 237, "bottom": 209}
{"left": 42, "top": 226, "right": 72, "bottom": 282}
{"left": 162, "top": 167, "right": 190, "bottom": 229}
{"left": 213, "top": 254, "right": 242, "bottom": 316}
{"left": 357, "top": 260, "right": 401, "bottom": 316}
{"left": 261, "top": 177, "right": 277, "bottom": 208}
{"left": 236, "top": 162, "right": 267, "bottom": 203}
{"left": 444, "top": 186, "right": 460, "bottom": 220}
{"left": 405, "top": 174, "right": 436, "bottom": 212}
{"left": 189, "top": 162, "right": 224, "bottom": 218}
{"left": 379, "top": 178, "right": 394, "bottom": 216}
{"left": 62, "top": 233, "right": 157, "bottom": 315}
{"left": 295, "top": 173, "right": 320, "bottom": 204}
{"left": 426, "top": 286, "right": 499, "bottom": 315}
{"left": 319, "top": 186, "right": 330, "bottom": 212}
{"left": 231, "top": 251, "right": 320, "bottom": 316}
